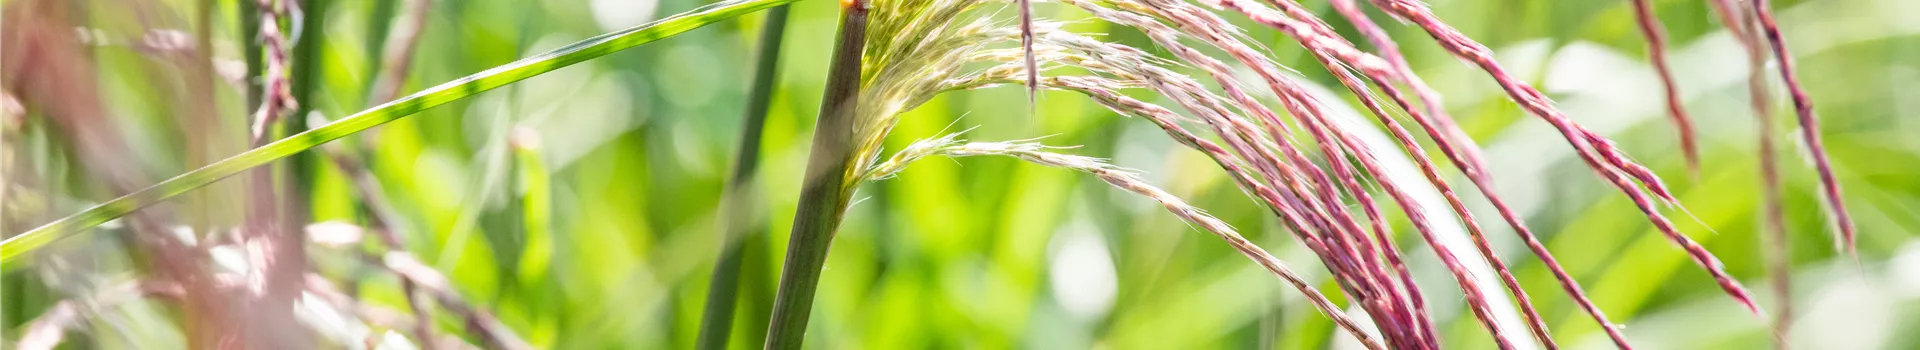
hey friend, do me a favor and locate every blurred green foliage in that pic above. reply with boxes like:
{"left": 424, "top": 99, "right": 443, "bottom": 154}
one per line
{"left": 3, "top": 0, "right": 1918, "bottom": 348}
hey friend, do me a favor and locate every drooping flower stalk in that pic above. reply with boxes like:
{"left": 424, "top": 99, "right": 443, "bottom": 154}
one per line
{"left": 1364, "top": 64, "right": 1637, "bottom": 349}
{"left": 1361, "top": 0, "right": 1763, "bottom": 317}
{"left": 1751, "top": 58, "right": 1793, "bottom": 350}
{"left": 1724, "top": 1, "right": 1793, "bottom": 346}
{"left": 1008, "top": 75, "right": 1393, "bottom": 346}
{"left": 900, "top": 40, "right": 1400, "bottom": 345}
{"left": 1747, "top": 0, "right": 1854, "bottom": 257}
{"left": 1307, "top": 50, "right": 1564, "bottom": 348}
{"left": 867, "top": 136, "right": 1387, "bottom": 350}
{"left": 1104, "top": 3, "right": 1440, "bottom": 329}
{"left": 1324, "top": 0, "right": 1486, "bottom": 171}
{"left": 1036, "top": 0, "right": 1620, "bottom": 344}
{"left": 1019, "top": 6, "right": 1430, "bottom": 349}
{"left": 948, "top": 29, "right": 1410, "bottom": 344}
{"left": 1628, "top": 0, "right": 1699, "bottom": 173}
{"left": 1078, "top": 2, "right": 1398, "bottom": 307}
{"left": 1129, "top": 0, "right": 1536, "bottom": 346}
{"left": 1359, "top": 1, "right": 1674, "bottom": 203}
{"left": 1304, "top": 10, "right": 1632, "bottom": 344}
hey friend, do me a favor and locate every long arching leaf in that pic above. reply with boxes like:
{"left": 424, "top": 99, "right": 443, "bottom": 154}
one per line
{"left": 0, "top": 0, "right": 800, "bottom": 265}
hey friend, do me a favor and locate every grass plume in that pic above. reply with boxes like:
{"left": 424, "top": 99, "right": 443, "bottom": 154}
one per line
{"left": 7, "top": 0, "right": 1855, "bottom": 348}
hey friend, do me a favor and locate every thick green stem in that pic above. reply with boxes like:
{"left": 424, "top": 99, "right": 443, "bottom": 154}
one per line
{"left": 697, "top": 6, "right": 791, "bottom": 350}
{"left": 764, "top": 2, "right": 867, "bottom": 348}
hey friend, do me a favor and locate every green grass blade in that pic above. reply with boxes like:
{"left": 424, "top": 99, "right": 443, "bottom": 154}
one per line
{"left": 0, "top": 0, "right": 800, "bottom": 265}
{"left": 697, "top": 5, "right": 792, "bottom": 350}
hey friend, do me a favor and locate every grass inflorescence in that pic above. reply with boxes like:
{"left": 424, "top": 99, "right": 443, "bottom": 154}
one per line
{"left": 5, "top": 0, "right": 1849, "bottom": 348}
{"left": 807, "top": 0, "right": 1817, "bottom": 348}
